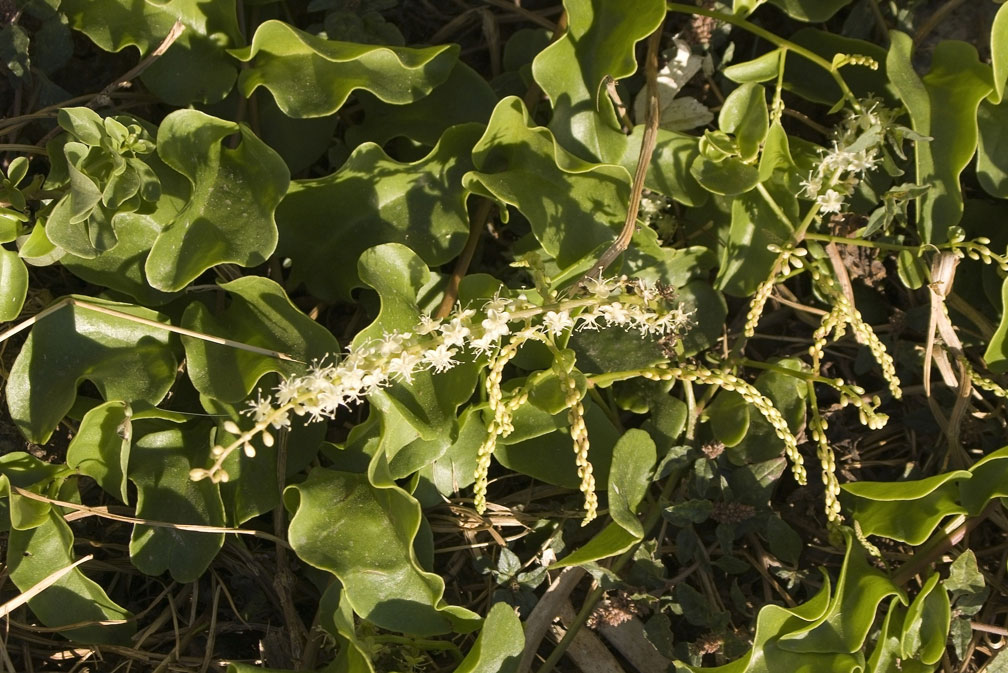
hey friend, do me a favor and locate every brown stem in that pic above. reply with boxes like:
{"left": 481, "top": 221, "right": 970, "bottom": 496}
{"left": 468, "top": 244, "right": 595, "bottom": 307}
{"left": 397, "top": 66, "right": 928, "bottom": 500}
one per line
{"left": 435, "top": 198, "right": 494, "bottom": 318}
{"left": 579, "top": 18, "right": 663, "bottom": 283}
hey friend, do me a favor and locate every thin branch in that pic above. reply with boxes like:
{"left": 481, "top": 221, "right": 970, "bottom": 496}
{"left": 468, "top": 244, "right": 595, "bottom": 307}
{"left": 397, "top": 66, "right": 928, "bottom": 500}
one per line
{"left": 0, "top": 296, "right": 301, "bottom": 363}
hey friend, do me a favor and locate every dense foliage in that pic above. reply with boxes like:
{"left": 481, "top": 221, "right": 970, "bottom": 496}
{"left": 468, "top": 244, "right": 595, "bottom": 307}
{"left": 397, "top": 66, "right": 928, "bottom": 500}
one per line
{"left": 2, "top": 0, "right": 1008, "bottom": 671}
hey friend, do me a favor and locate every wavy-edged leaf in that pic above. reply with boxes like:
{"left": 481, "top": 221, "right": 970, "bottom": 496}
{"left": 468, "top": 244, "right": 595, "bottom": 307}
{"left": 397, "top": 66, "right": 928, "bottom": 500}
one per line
{"left": 349, "top": 61, "right": 497, "bottom": 147}
{"left": 716, "top": 185, "right": 796, "bottom": 296}
{"left": 0, "top": 246, "right": 27, "bottom": 321}
{"left": 977, "top": 97, "right": 1008, "bottom": 198}
{"left": 993, "top": 2, "right": 1008, "bottom": 103}
{"left": 128, "top": 420, "right": 225, "bottom": 583}
{"left": 887, "top": 32, "right": 993, "bottom": 243}
{"left": 146, "top": 109, "right": 289, "bottom": 291}
{"left": 66, "top": 401, "right": 133, "bottom": 503}
{"left": 8, "top": 511, "right": 135, "bottom": 644}
{"left": 616, "top": 127, "right": 707, "bottom": 207}
{"left": 61, "top": 213, "right": 180, "bottom": 306}
{"left": 0, "top": 452, "right": 67, "bottom": 531}
{"left": 285, "top": 467, "right": 480, "bottom": 635}
{"left": 464, "top": 96, "right": 629, "bottom": 269}
{"left": 681, "top": 568, "right": 856, "bottom": 673}
{"left": 453, "top": 602, "right": 524, "bottom": 673}
{"left": 961, "top": 445, "right": 1008, "bottom": 514}
{"left": 984, "top": 278, "right": 1008, "bottom": 374}
{"left": 841, "top": 470, "right": 971, "bottom": 544}
{"left": 6, "top": 297, "right": 177, "bottom": 444}
{"left": 531, "top": 0, "right": 664, "bottom": 161}
{"left": 277, "top": 124, "right": 479, "bottom": 301}
{"left": 181, "top": 276, "right": 340, "bottom": 402}
{"left": 355, "top": 244, "right": 477, "bottom": 446}
{"left": 61, "top": 0, "right": 240, "bottom": 104}
{"left": 766, "top": 0, "right": 851, "bottom": 22}
{"left": 232, "top": 20, "right": 458, "bottom": 118}
{"left": 690, "top": 156, "right": 760, "bottom": 197}
{"left": 779, "top": 529, "right": 903, "bottom": 654}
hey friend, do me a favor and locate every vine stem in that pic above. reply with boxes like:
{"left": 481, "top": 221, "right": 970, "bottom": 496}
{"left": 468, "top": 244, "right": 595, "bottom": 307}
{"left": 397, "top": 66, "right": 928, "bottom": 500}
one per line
{"left": 579, "top": 16, "right": 663, "bottom": 282}
{"left": 435, "top": 199, "right": 494, "bottom": 319}
{"left": 665, "top": 2, "right": 862, "bottom": 112}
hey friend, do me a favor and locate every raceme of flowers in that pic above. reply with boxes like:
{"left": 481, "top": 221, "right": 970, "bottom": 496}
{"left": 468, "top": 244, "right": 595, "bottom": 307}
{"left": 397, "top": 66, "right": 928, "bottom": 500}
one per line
{"left": 190, "top": 276, "right": 693, "bottom": 522}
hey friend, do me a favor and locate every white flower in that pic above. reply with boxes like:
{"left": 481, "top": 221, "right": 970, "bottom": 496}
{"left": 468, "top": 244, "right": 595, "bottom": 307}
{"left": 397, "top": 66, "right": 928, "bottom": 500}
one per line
{"left": 817, "top": 189, "right": 845, "bottom": 214}
{"left": 388, "top": 350, "right": 423, "bottom": 382}
{"left": 423, "top": 344, "right": 458, "bottom": 373}
{"left": 416, "top": 314, "right": 441, "bottom": 335}
{"left": 440, "top": 317, "right": 471, "bottom": 347}
{"left": 583, "top": 275, "right": 621, "bottom": 299}
{"left": 543, "top": 310, "right": 573, "bottom": 336}
{"left": 599, "top": 302, "right": 630, "bottom": 326}
{"left": 481, "top": 309, "right": 511, "bottom": 341}
{"left": 800, "top": 173, "right": 822, "bottom": 198}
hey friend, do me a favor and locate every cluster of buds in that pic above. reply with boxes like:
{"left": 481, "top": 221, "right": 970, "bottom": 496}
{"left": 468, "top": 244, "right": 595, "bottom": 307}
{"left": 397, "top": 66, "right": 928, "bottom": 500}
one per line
{"left": 743, "top": 244, "right": 808, "bottom": 338}
{"left": 191, "top": 276, "right": 692, "bottom": 523}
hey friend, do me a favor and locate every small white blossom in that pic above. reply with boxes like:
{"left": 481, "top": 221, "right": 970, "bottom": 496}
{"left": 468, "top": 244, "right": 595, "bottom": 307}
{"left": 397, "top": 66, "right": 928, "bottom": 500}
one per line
{"left": 481, "top": 309, "right": 511, "bottom": 341}
{"left": 543, "top": 310, "right": 573, "bottom": 336}
{"left": 388, "top": 350, "right": 423, "bottom": 382}
{"left": 416, "top": 314, "right": 441, "bottom": 335}
{"left": 440, "top": 317, "right": 471, "bottom": 347}
{"left": 599, "top": 302, "right": 630, "bottom": 326}
{"left": 424, "top": 344, "right": 458, "bottom": 372}
{"left": 817, "top": 189, "right": 845, "bottom": 214}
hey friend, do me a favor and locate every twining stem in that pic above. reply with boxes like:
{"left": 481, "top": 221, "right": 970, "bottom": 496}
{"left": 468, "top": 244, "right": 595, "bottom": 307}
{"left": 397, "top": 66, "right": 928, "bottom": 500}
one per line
{"left": 666, "top": 3, "right": 862, "bottom": 112}
{"left": 580, "top": 17, "right": 664, "bottom": 281}
{"left": 436, "top": 199, "right": 494, "bottom": 319}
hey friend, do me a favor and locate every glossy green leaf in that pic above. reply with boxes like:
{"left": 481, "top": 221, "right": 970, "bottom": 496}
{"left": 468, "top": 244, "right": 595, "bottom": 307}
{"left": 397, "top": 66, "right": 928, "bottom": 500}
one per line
{"left": 146, "top": 109, "right": 289, "bottom": 291}
{"left": 677, "top": 280, "right": 728, "bottom": 357}
{"left": 690, "top": 156, "right": 760, "bottom": 197}
{"left": 887, "top": 32, "right": 993, "bottom": 243}
{"left": 986, "top": 278, "right": 1008, "bottom": 373}
{"left": 779, "top": 529, "right": 903, "bottom": 654}
{"left": 285, "top": 467, "right": 480, "bottom": 635}
{"left": 900, "top": 573, "right": 949, "bottom": 666}
{"left": 181, "top": 276, "right": 340, "bottom": 402}
{"left": 8, "top": 511, "right": 135, "bottom": 644}
{"left": 719, "top": 83, "right": 769, "bottom": 162}
{"left": 232, "top": 20, "right": 458, "bottom": 118}
{"left": 497, "top": 399, "right": 619, "bottom": 489}
{"left": 616, "top": 126, "right": 708, "bottom": 208}
{"left": 682, "top": 569, "right": 862, "bottom": 673}
{"left": 960, "top": 445, "right": 1008, "bottom": 514}
{"left": 60, "top": 212, "right": 180, "bottom": 306}
{"left": 724, "top": 49, "right": 784, "bottom": 84}
{"left": 716, "top": 186, "right": 795, "bottom": 296}
{"left": 0, "top": 452, "right": 66, "bottom": 531}
{"left": 531, "top": 0, "right": 664, "bottom": 161}
{"left": 128, "top": 421, "right": 225, "bottom": 583}
{"left": 727, "top": 359, "right": 807, "bottom": 465}
{"left": 840, "top": 470, "right": 971, "bottom": 545}
{"left": 355, "top": 244, "right": 477, "bottom": 446}
{"left": 66, "top": 401, "right": 132, "bottom": 503}
{"left": 277, "top": 124, "right": 478, "bottom": 301}
{"left": 5, "top": 297, "right": 177, "bottom": 444}
{"left": 464, "top": 97, "right": 629, "bottom": 269}
{"left": 551, "top": 522, "right": 640, "bottom": 568}
{"left": 317, "top": 584, "right": 377, "bottom": 673}
{"left": 61, "top": 0, "right": 240, "bottom": 104}
{"left": 0, "top": 246, "right": 27, "bottom": 321}
{"left": 707, "top": 390, "right": 751, "bottom": 448}
{"left": 977, "top": 97, "right": 1008, "bottom": 198}
{"left": 766, "top": 0, "right": 851, "bottom": 22}
{"left": 759, "top": 121, "right": 796, "bottom": 182}
{"left": 992, "top": 2, "right": 1008, "bottom": 103}
{"left": 607, "top": 429, "right": 656, "bottom": 538}
{"left": 453, "top": 602, "right": 524, "bottom": 673}
{"left": 348, "top": 62, "right": 497, "bottom": 147}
